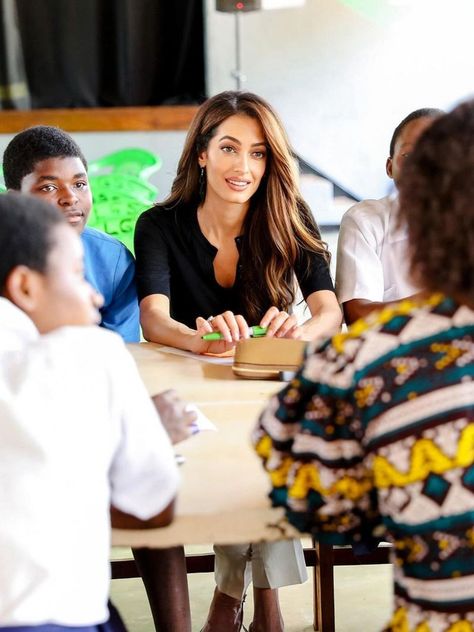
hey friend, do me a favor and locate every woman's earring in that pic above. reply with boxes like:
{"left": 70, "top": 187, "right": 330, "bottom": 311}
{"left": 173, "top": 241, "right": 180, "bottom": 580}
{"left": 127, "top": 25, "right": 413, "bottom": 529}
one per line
{"left": 199, "top": 166, "right": 206, "bottom": 200}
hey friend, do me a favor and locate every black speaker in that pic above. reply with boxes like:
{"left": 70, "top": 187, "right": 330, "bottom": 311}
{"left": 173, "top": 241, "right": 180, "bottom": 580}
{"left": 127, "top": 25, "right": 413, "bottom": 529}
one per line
{"left": 216, "top": 0, "right": 262, "bottom": 12}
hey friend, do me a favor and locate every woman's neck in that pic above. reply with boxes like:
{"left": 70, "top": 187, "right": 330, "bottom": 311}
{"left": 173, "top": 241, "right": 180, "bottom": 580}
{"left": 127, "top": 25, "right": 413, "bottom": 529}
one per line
{"left": 198, "top": 198, "right": 248, "bottom": 244}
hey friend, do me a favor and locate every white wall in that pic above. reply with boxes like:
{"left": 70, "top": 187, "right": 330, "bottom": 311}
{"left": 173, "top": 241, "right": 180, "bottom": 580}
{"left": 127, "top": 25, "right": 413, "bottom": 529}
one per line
{"left": 205, "top": 0, "right": 474, "bottom": 199}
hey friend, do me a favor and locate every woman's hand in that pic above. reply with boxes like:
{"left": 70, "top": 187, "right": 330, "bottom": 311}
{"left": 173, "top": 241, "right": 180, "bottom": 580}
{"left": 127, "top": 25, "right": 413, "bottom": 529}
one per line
{"left": 152, "top": 389, "right": 197, "bottom": 444}
{"left": 190, "top": 311, "right": 251, "bottom": 354}
{"left": 260, "top": 307, "right": 300, "bottom": 339}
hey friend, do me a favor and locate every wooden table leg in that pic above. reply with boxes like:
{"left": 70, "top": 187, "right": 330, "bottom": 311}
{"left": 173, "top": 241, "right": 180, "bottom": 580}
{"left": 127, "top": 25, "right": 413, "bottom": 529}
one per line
{"left": 313, "top": 541, "right": 335, "bottom": 632}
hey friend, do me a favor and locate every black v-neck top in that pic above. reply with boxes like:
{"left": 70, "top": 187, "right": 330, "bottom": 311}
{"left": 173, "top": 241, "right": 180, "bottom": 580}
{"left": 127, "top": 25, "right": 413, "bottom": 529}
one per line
{"left": 134, "top": 203, "right": 334, "bottom": 329}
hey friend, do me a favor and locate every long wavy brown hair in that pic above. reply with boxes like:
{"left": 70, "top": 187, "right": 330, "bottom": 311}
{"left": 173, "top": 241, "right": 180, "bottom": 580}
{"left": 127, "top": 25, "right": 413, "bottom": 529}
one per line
{"left": 160, "top": 91, "right": 330, "bottom": 323}
{"left": 398, "top": 100, "right": 474, "bottom": 301}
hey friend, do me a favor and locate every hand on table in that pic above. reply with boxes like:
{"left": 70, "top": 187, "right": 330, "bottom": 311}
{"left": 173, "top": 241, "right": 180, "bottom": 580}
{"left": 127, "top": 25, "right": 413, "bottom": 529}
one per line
{"left": 190, "top": 311, "right": 251, "bottom": 354}
{"left": 152, "top": 389, "right": 197, "bottom": 444}
{"left": 189, "top": 308, "right": 300, "bottom": 354}
{"left": 260, "top": 306, "right": 300, "bottom": 339}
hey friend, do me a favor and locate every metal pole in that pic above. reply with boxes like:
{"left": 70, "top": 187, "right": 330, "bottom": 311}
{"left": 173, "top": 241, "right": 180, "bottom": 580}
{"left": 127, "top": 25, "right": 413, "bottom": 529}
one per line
{"left": 232, "top": 11, "right": 245, "bottom": 90}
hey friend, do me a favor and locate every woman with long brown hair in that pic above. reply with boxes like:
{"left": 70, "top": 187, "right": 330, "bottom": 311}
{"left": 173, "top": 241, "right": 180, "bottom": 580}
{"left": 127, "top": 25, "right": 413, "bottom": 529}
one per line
{"left": 135, "top": 91, "right": 341, "bottom": 353}
{"left": 134, "top": 91, "right": 342, "bottom": 631}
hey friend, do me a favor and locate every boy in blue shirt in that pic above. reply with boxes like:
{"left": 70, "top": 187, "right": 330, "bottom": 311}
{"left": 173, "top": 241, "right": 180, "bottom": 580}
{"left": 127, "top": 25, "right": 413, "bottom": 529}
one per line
{"left": 2, "top": 126, "right": 140, "bottom": 342}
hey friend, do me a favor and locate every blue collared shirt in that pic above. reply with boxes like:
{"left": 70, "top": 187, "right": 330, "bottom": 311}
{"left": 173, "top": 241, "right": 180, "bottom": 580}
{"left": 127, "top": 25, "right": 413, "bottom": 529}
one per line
{"left": 81, "top": 227, "right": 140, "bottom": 342}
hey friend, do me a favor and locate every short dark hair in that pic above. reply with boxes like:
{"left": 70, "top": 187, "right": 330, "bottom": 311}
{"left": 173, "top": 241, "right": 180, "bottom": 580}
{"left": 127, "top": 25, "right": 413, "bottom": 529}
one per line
{"left": 2, "top": 125, "right": 87, "bottom": 190}
{"left": 398, "top": 100, "right": 474, "bottom": 299}
{"left": 0, "top": 192, "right": 65, "bottom": 292}
{"left": 389, "top": 108, "right": 444, "bottom": 157}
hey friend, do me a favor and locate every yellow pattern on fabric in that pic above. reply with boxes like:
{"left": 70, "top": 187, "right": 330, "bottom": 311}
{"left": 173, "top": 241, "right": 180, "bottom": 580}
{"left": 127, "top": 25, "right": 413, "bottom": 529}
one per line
{"left": 388, "top": 608, "right": 473, "bottom": 632}
{"left": 255, "top": 436, "right": 295, "bottom": 487}
{"left": 447, "top": 622, "right": 474, "bottom": 632}
{"left": 288, "top": 463, "right": 323, "bottom": 498}
{"left": 405, "top": 538, "right": 425, "bottom": 564}
{"left": 432, "top": 342, "right": 465, "bottom": 370}
{"left": 268, "top": 457, "right": 294, "bottom": 488}
{"left": 355, "top": 383, "right": 375, "bottom": 408}
{"left": 255, "top": 435, "right": 272, "bottom": 459}
{"left": 288, "top": 462, "right": 372, "bottom": 501}
{"left": 373, "top": 426, "right": 474, "bottom": 489}
{"left": 414, "top": 624, "right": 431, "bottom": 632}
{"left": 332, "top": 293, "right": 444, "bottom": 355}
{"left": 458, "top": 424, "right": 474, "bottom": 464}
{"left": 388, "top": 607, "right": 410, "bottom": 632}
{"left": 466, "top": 526, "right": 474, "bottom": 547}
{"left": 334, "top": 475, "right": 372, "bottom": 500}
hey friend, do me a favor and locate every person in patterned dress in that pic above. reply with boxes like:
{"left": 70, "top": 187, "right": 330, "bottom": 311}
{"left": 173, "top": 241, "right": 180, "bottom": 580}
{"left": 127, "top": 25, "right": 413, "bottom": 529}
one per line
{"left": 253, "top": 99, "right": 474, "bottom": 632}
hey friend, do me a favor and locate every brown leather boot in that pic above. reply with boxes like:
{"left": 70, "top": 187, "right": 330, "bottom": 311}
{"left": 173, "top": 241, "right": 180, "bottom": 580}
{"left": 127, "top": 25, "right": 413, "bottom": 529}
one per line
{"left": 201, "top": 588, "right": 245, "bottom": 632}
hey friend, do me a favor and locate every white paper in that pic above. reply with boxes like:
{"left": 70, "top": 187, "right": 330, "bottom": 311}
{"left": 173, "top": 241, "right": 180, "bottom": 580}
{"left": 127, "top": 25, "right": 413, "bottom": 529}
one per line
{"left": 158, "top": 345, "right": 234, "bottom": 366}
{"left": 186, "top": 404, "right": 218, "bottom": 434}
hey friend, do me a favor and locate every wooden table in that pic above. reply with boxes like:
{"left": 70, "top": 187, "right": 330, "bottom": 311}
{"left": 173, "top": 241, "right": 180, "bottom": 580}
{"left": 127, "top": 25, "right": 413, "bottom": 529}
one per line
{"left": 112, "top": 343, "right": 300, "bottom": 549}
{"left": 111, "top": 344, "right": 391, "bottom": 632}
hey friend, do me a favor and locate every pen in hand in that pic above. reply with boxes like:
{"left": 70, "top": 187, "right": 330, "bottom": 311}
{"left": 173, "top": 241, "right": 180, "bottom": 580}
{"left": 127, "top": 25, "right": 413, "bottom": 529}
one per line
{"left": 202, "top": 325, "right": 268, "bottom": 341}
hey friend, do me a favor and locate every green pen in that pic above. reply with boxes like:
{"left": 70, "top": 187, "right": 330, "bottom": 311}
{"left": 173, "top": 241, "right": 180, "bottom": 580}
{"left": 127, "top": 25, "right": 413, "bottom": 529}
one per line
{"left": 202, "top": 325, "right": 268, "bottom": 341}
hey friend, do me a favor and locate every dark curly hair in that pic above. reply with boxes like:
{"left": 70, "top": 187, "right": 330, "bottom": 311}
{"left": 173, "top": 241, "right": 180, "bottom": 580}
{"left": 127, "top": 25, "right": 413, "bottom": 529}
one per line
{"left": 0, "top": 192, "right": 65, "bottom": 293}
{"left": 2, "top": 125, "right": 87, "bottom": 190}
{"left": 389, "top": 108, "right": 444, "bottom": 157}
{"left": 398, "top": 100, "right": 474, "bottom": 299}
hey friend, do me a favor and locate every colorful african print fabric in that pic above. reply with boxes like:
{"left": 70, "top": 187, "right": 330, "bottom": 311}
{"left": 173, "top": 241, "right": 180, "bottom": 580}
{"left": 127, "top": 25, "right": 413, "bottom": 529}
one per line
{"left": 253, "top": 294, "right": 474, "bottom": 631}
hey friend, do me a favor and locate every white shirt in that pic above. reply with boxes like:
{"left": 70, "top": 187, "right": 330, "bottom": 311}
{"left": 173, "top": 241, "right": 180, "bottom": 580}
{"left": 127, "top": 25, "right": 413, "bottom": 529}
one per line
{"left": 336, "top": 194, "right": 418, "bottom": 304}
{"left": 0, "top": 299, "right": 179, "bottom": 626}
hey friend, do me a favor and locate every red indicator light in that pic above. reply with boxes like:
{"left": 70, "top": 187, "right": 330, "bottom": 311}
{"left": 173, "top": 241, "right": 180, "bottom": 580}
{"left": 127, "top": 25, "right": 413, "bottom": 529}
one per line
{"left": 236, "top": 2, "right": 244, "bottom": 8}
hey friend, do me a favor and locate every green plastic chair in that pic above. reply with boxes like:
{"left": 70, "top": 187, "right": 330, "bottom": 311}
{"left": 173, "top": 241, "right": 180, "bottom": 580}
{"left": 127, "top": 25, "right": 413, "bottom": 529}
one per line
{"left": 88, "top": 148, "right": 162, "bottom": 253}
{"left": 88, "top": 147, "right": 161, "bottom": 180}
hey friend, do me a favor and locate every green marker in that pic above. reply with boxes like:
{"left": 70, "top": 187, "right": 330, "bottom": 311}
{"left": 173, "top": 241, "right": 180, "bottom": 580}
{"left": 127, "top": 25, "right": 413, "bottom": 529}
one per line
{"left": 202, "top": 325, "right": 268, "bottom": 341}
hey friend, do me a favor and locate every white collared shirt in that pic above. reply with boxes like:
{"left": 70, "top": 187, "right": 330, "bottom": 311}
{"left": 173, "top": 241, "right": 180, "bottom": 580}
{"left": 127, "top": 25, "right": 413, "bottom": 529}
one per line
{"left": 0, "top": 298, "right": 179, "bottom": 626}
{"left": 335, "top": 194, "right": 418, "bottom": 304}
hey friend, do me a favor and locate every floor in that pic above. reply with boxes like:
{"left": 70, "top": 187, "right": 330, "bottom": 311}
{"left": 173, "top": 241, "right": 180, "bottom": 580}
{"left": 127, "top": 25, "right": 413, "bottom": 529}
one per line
{"left": 110, "top": 541, "right": 393, "bottom": 632}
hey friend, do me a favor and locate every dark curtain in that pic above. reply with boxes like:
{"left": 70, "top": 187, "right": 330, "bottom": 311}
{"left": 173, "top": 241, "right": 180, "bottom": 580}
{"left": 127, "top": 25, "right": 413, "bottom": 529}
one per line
{"left": 0, "top": 0, "right": 30, "bottom": 109}
{"left": 13, "top": 0, "right": 205, "bottom": 108}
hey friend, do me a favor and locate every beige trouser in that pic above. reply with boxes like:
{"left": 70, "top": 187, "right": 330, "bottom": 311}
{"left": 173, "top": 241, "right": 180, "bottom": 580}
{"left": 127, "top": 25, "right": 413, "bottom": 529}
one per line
{"left": 214, "top": 539, "right": 308, "bottom": 600}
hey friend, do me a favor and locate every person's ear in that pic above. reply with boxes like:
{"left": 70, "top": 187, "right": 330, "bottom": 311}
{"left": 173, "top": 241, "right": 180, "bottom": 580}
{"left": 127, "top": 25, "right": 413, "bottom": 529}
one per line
{"left": 198, "top": 150, "right": 207, "bottom": 169}
{"left": 4, "top": 266, "right": 43, "bottom": 314}
{"left": 386, "top": 157, "right": 393, "bottom": 179}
